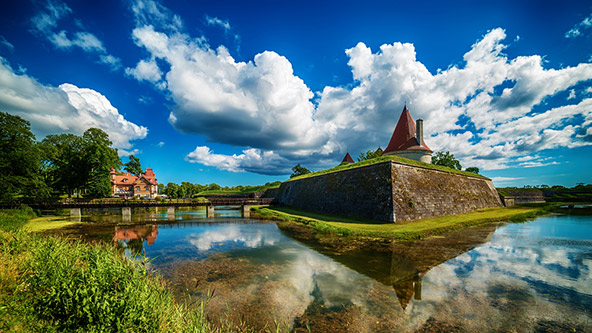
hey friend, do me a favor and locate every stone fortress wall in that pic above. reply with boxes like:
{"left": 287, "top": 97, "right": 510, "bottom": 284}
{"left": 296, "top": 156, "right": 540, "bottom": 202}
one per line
{"left": 275, "top": 161, "right": 503, "bottom": 223}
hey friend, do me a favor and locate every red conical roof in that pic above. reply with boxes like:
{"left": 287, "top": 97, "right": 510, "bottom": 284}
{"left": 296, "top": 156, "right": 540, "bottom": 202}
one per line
{"left": 384, "top": 105, "right": 431, "bottom": 153}
{"left": 342, "top": 152, "right": 355, "bottom": 163}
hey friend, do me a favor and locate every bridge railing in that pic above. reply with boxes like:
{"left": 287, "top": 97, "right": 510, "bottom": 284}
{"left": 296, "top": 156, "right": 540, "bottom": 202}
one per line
{"left": 0, "top": 197, "right": 275, "bottom": 209}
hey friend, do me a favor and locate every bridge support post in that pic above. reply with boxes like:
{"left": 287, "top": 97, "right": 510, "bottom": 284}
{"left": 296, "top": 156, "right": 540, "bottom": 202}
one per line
{"left": 206, "top": 205, "right": 215, "bottom": 218}
{"left": 122, "top": 207, "right": 131, "bottom": 222}
{"left": 241, "top": 205, "right": 250, "bottom": 218}
{"left": 69, "top": 208, "right": 81, "bottom": 222}
{"left": 414, "top": 275, "right": 422, "bottom": 300}
{"left": 167, "top": 206, "right": 175, "bottom": 215}
{"left": 122, "top": 207, "right": 131, "bottom": 216}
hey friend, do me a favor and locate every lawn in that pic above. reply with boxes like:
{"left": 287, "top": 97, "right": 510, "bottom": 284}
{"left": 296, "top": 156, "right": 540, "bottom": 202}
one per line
{"left": 254, "top": 204, "right": 555, "bottom": 240}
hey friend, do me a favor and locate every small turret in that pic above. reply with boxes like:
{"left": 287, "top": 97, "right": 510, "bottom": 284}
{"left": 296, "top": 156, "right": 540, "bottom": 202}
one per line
{"left": 341, "top": 153, "right": 355, "bottom": 164}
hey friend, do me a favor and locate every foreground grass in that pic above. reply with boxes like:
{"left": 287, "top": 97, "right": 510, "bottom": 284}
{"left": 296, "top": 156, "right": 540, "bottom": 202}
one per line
{"left": 0, "top": 207, "right": 214, "bottom": 332}
{"left": 254, "top": 204, "right": 557, "bottom": 241}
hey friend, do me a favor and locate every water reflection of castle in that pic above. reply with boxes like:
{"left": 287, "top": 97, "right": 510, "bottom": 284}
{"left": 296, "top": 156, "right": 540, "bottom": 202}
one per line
{"left": 295, "top": 223, "right": 497, "bottom": 310}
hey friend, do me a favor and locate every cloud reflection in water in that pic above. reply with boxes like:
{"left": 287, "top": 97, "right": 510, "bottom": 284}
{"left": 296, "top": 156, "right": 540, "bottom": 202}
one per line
{"left": 186, "top": 224, "right": 280, "bottom": 251}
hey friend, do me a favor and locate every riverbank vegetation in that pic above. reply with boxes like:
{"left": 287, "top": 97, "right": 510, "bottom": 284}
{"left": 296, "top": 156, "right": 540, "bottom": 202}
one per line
{"left": 0, "top": 207, "right": 214, "bottom": 332}
{"left": 254, "top": 203, "right": 558, "bottom": 241}
{"left": 499, "top": 183, "right": 592, "bottom": 202}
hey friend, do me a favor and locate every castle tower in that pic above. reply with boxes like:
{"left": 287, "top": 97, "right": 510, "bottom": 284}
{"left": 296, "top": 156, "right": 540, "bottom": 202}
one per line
{"left": 383, "top": 105, "right": 432, "bottom": 163}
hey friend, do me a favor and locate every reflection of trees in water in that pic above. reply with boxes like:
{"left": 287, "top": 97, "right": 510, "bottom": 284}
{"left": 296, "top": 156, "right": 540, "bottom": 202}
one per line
{"left": 126, "top": 238, "right": 144, "bottom": 255}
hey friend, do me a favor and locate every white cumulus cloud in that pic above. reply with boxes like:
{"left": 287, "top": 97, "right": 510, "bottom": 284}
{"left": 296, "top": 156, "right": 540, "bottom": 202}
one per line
{"left": 125, "top": 58, "right": 163, "bottom": 83}
{"left": 185, "top": 146, "right": 290, "bottom": 175}
{"left": 127, "top": 1, "right": 592, "bottom": 175}
{"left": 0, "top": 58, "right": 147, "bottom": 152}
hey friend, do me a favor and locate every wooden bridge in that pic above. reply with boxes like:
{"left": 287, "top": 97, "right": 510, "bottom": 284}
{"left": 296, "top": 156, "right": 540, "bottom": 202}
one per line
{"left": 3, "top": 197, "right": 275, "bottom": 218}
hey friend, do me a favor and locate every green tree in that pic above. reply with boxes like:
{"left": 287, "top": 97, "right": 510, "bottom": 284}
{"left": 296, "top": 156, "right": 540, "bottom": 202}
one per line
{"left": 206, "top": 183, "right": 221, "bottom": 191}
{"left": 41, "top": 133, "right": 87, "bottom": 197}
{"left": 357, "top": 149, "right": 382, "bottom": 162}
{"left": 124, "top": 155, "right": 143, "bottom": 176}
{"left": 157, "top": 183, "right": 165, "bottom": 194}
{"left": 431, "top": 151, "right": 462, "bottom": 170}
{"left": 465, "top": 167, "right": 480, "bottom": 174}
{"left": 194, "top": 183, "right": 207, "bottom": 194}
{"left": 164, "top": 182, "right": 179, "bottom": 198}
{"left": 41, "top": 128, "right": 120, "bottom": 198}
{"left": 290, "top": 163, "right": 311, "bottom": 178}
{"left": 180, "top": 182, "right": 196, "bottom": 198}
{"left": 83, "top": 128, "right": 121, "bottom": 198}
{"left": 0, "top": 112, "right": 49, "bottom": 202}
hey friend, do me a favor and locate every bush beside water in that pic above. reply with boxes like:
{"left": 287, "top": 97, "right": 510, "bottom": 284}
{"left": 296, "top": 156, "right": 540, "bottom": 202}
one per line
{"left": 0, "top": 207, "right": 210, "bottom": 332}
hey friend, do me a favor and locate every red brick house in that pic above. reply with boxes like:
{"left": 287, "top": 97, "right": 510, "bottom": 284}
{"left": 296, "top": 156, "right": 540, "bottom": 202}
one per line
{"left": 110, "top": 168, "right": 158, "bottom": 199}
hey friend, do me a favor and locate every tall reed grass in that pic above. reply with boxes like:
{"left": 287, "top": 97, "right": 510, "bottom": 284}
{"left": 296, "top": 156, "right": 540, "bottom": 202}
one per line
{"left": 0, "top": 207, "right": 211, "bottom": 332}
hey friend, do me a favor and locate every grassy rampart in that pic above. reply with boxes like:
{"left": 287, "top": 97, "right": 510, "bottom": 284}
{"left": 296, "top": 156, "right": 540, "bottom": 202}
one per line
{"left": 0, "top": 207, "right": 213, "bottom": 332}
{"left": 254, "top": 204, "right": 557, "bottom": 241}
{"left": 287, "top": 155, "right": 488, "bottom": 182}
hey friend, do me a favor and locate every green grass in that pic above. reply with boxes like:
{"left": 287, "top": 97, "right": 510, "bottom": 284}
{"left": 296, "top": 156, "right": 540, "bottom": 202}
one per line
{"left": 254, "top": 204, "right": 557, "bottom": 241}
{"left": 0, "top": 207, "right": 229, "bottom": 332}
{"left": 23, "top": 216, "right": 80, "bottom": 232}
{"left": 287, "top": 155, "right": 488, "bottom": 182}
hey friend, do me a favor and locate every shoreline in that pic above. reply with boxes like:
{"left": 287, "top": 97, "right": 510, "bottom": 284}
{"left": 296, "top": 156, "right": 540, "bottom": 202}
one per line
{"left": 252, "top": 203, "right": 559, "bottom": 245}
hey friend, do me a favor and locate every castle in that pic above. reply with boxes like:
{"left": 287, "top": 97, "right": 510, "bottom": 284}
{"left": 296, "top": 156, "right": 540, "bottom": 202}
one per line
{"left": 279, "top": 105, "right": 502, "bottom": 223}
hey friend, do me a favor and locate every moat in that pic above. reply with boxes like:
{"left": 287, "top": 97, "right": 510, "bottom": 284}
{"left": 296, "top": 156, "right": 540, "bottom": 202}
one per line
{"left": 48, "top": 207, "right": 592, "bottom": 332}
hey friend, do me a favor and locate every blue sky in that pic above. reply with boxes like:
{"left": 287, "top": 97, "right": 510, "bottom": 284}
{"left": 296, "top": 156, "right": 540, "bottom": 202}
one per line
{"left": 1, "top": 0, "right": 591, "bottom": 187}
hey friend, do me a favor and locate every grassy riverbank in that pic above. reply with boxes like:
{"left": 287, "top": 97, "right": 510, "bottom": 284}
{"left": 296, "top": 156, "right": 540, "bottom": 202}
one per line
{"left": 23, "top": 215, "right": 79, "bottom": 232}
{"left": 254, "top": 204, "right": 557, "bottom": 241}
{"left": 0, "top": 207, "right": 212, "bottom": 332}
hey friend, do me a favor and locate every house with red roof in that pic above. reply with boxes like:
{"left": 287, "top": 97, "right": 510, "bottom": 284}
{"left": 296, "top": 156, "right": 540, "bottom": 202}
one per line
{"left": 383, "top": 105, "right": 432, "bottom": 163}
{"left": 110, "top": 168, "right": 158, "bottom": 199}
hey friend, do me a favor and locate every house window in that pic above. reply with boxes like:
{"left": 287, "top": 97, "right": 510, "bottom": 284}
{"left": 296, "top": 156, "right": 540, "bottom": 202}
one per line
{"left": 136, "top": 186, "right": 140, "bottom": 191}
{"left": 145, "top": 186, "right": 149, "bottom": 191}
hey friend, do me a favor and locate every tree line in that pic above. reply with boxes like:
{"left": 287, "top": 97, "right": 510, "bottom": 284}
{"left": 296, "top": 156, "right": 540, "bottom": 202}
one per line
{"left": 158, "top": 181, "right": 282, "bottom": 198}
{"left": 1, "top": 112, "right": 120, "bottom": 202}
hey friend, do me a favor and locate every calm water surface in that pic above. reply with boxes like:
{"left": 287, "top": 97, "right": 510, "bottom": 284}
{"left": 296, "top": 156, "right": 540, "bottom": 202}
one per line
{"left": 52, "top": 208, "right": 592, "bottom": 332}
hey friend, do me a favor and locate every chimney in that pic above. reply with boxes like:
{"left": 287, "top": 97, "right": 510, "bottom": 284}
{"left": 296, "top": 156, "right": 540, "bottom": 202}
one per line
{"left": 416, "top": 119, "right": 424, "bottom": 146}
